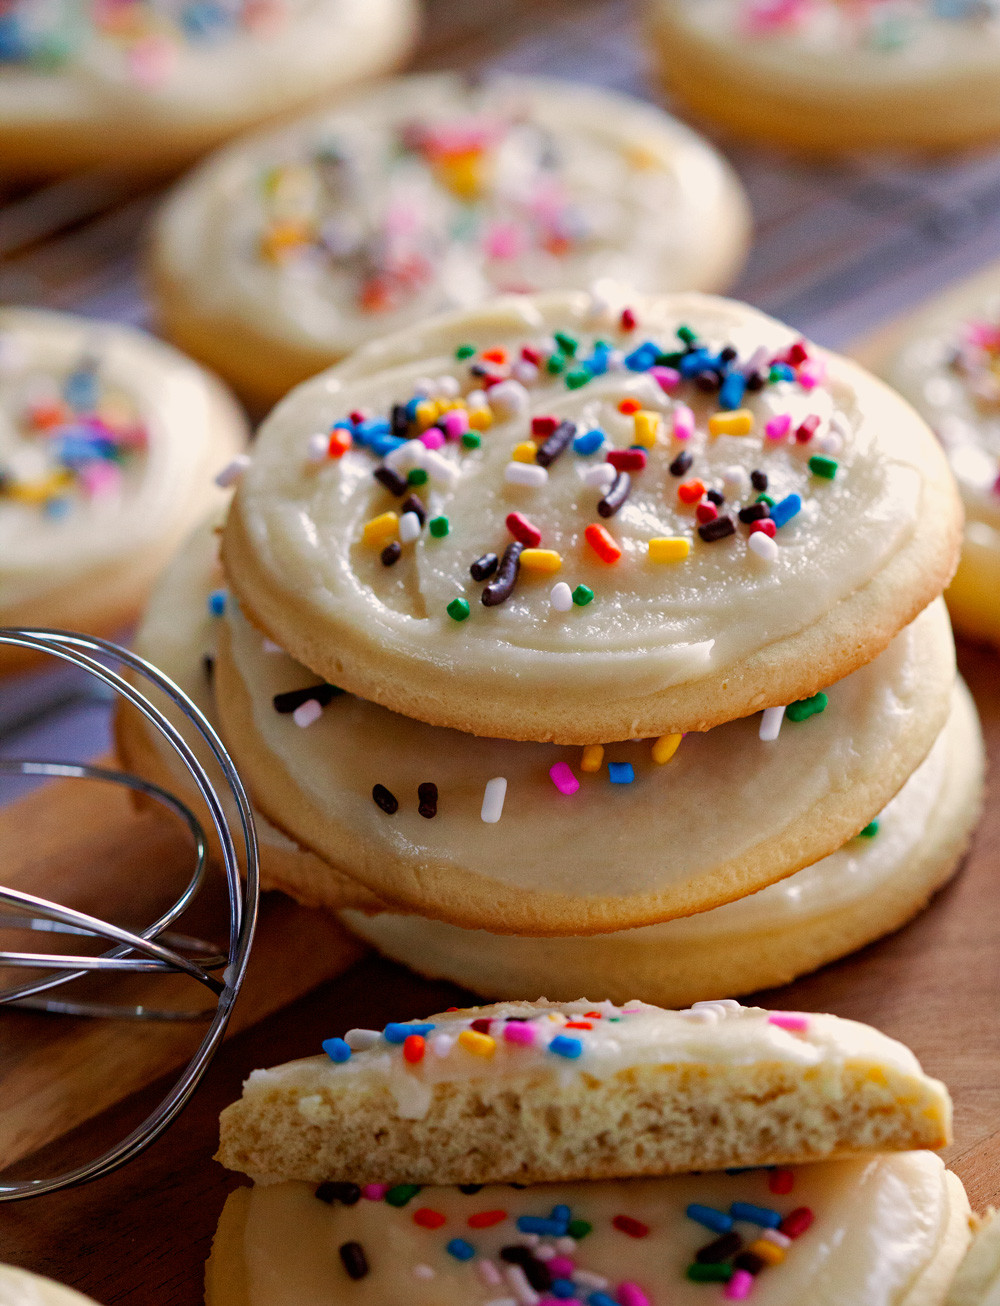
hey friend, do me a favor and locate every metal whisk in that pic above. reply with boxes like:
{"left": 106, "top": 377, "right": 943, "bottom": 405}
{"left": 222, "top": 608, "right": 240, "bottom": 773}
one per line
{"left": 0, "top": 628, "right": 259, "bottom": 1200}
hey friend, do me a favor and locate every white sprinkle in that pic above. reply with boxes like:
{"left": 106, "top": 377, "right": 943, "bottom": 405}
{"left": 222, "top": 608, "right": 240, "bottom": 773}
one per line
{"left": 817, "top": 431, "right": 843, "bottom": 455}
{"left": 550, "top": 581, "right": 573, "bottom": 612}
{"left": 607, "top": 349, "right": 627, "bottom": 371}
{"left": 489, "top": 379, "right": 529, "bottom": 420}
{"left": 574, "top": 1270, "right": 610, "bottom": 1290}
{"left": 748, "top": 530, "right": 779, "bottom": 562}
{"left": 345, "top": 1028, "right": 380, "bottom": 1051}
{"left": 215, "top": 454, "right": 251, "bottom": 488}
{"left": 413, "top": 377, "right": 435, "bottom": 398}
{"left": 399, "top": 511, "right": 421, "bottom": 543}
{"left": 466, "top": 388, "right": 488, "bottom": 409}
{"left": 722, "top": 465, "right": 749, "bottom": 495}
{"left": 436, "top": 375, "right": 460, "bottom": 398}
{"left": 306, "top": 433, "right": 330, "bottom": 464}
{"left": 413, "top": 1264, "right": 436, "bottom": 1280}
{"left": 513, "top": 361, "right": 539, "bottom": 385}
{"left": 761, "top": 1229, "right": 792, "bottom": 1249}
{"left": 293, "top": 698, "right": 323, "bottom": 729}
{"left": 680, "top": 1008, "right": 718, "bottom": 1023}
{"left": 430, "top": 1033, "right": 454, "bottom": 1058}
{"left": 481, "top": 776, "right": 508, "bottom": 823}
{"left": 423, "top": 450, "right": 460, "bottom": 487}
{"left": 505, "top": 1265, "right": 540, "bottom": 1306}
{"left": 554, "top": 1237, "right": 577, "bottom": 1254}
{"left": 534, "top": 1245, "right": 556, "bottom": 1261}
{"left": 759, "top": 705, "right": 786, "bottom": 742}
{"left": 830, "top": 409, "right": 851, "bottom": 439}
{"left": 479, "top": 1260, "right": 503, "bottom": 1287}
{"left": 583, "top": 463, "right": 616, "bottom": 490}
{"left": 385, "top": 439, "right": 425, "bottom": 472}
{"left": 262, "top": 638, "right": 284, "bottom": 655}
{"left": 505, "top": 462, "right": 548, "bottom": 487}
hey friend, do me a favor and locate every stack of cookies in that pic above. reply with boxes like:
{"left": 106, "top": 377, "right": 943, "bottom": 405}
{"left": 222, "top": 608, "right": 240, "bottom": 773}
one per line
{"left": 119, "top": 287, "right": 984, "bottom": 1005}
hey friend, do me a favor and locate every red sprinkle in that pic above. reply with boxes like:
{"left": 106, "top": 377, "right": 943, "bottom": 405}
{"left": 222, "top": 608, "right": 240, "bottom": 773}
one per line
{"left": 471, "top": 1018, "right": 492, "bottom": 1033}
{"left": 786, "top": 341, "right": 808, "bottom": 366}
{"left": 532, "top": 415, "right": 559, "bottom": 438}
{"left": 617, "top": 398, "right": 641, "bottom": 415}
{"left": 468, "top": 1210, "right": 508, "bottom": 1229}
{"left": 564, "top": 1021, "right": 593, "bottom": 1030}
{"left": 585, "top": 1011, "right": 603, "bottom": 1018}
{"left": 328, "top": 430, "right": 352, "bottom": 458}
{"left": 779, "top": 1207, "right": 814, "bottom": 1239}
{"left": 483, "top": 347, "right": 508, "bottom": 365}
{"left": 795, "top": 415, "right": 820, "bottom": 444}
{"left": 403, "top": 1034, "right": 425, "bottom": 1064}
{"left": 749, "top": 519, "right": 777, "bottom": 538}
{"left": 696, "top": 502, "right": 718, "bottom": 524}
{"left": 522, "top": 346, "right": 543, "bottom": 366}
{"left": 612, "top": 1215, "right": 650, "bottom": 1238}
{"left": 349, "top": 409, "right": 366, "bottom": 425}
{"left": 413, "top": 1208, "right": 446, "bottom": 1229}
{"left": 620, "top": 307, "right": 637, "bottom": 332}
{"left": 606, "top": 448, "right": 647, "bottom": 472}
{"left": 585, "top": 522, "right": 623, "bottom": 564}
{"left": 769, "top": 1168, "right": 795, "bottom": 1195}
{"left": 677, "top": 479, "right": 706, "bottom": 505}
{"left": 506, "top": 511, "right": 542, "bottom": 547}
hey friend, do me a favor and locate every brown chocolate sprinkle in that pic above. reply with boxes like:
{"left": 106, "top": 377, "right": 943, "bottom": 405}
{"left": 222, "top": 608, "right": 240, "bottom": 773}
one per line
{"left": 373, "top": 784, "right": 398, "bottom": 815}
{"left": 339, "top": 1242, "right": 369, "bottom": 1280}
{"left": 417, "top": 781, "right": 438, "bottom": 818}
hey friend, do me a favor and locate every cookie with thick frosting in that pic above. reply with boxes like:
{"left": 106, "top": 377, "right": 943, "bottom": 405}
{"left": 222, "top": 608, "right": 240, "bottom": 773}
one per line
{"left": 0, "top": 0, "right": 418, "bottom": 176}
{"left": 207, "top": 1154, "right": 972, "bottom": 1306}
{"left": 645, "top": 0, "right": 1000, "bottom": 154}
{"left": 879, "top": 262, "right": 1000, "bottom": 647}
{"left": 152, "top": 73, "right": 750, "bottom": 407}
{"left": 222, "top": 291, "right": 961, "bottom": 745}
{"left": 948, "top": 1210, "right": 1000, "bottom": 1305}
{"left": 0, "top": 307, "right": 245, "bottom": 672}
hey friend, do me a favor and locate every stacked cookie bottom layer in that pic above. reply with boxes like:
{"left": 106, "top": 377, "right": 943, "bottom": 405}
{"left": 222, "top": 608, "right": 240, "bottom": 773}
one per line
{"left": 119, "top": 519, "right": 984, "bottom": 1006}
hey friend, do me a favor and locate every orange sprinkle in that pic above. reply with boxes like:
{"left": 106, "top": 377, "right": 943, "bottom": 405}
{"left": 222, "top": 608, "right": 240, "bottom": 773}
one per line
{"left": 585, "top": 523, "right": 623, "bottom": 564}
{"left": 403, "top": 1034, "right": 425, "bottom": 1064}
{"left": 328, "top": 430, "right": 352, "bottom": 458}
{"left": 483, "top": 347, "right": 508, "bottom": 365}
{"left": 618, "top": 398, "right": 641, "bottom": 415}
{"left": 413, "top": 1208, "right": 446, "bottom": 1229}
{"left": 28, "top": 401, "right": 68, "bottom": 431}
{"left": 565, "top": 1021, "right": 593, "bottom": 1030}
{"left": 468, "top": 1210, "right": 508, "bottom": 1229}
{"left": 677, "top": 479, "right": 705, "bottom": 505}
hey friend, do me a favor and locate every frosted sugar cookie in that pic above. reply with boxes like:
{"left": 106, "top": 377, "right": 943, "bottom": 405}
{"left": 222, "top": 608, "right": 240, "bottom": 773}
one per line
{"left": 0, "top": 1264, "right": 99, "bottom": 1304}
{"left": 152, "top": 73, "right": 751, "bottom": 408}
{"left": 0, "top": 308, "right": 245, "bottom": 673}
{"left": 645, "top": 0, "right": 1000, "bottom": 154}
{"left": 0, "top": 0, "right": 419, "bottom": 176}
{"left": 948, "top": 1210, "right": 1000, "bottom": 1305}
{"left": 880, "top": 263, "right": 1000, "bottom": 646}
{"left": 343, "top": 677, "right": 983, "bottom": 1004}
{"left": 222, "top": 291, "right": 961, "bottom": 745}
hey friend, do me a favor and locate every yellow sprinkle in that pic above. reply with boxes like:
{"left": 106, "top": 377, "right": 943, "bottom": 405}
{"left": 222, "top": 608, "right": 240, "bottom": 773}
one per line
{"left": 259, "top": 220, "right": 313, "bottom": 262}
{"left": 648, "top": 537, "right": 690, "bottom": 563}
{"left": 458, "top": 1029, "right": 496, "bottom": 1057}
{"left": 8, "top": 470, "right": 72, "bottom": 504}
{"left": 362, "top": 511, "right": 399, "bottom": 546}
{"left": 651, "top": 733, "right": 683, "bottom": 765}
{"left": 468, "top": 407, "right": 493, "bottom": 431}
{"left": 624, "top": 143, "right": 663, "bottom": 171}
{"left": 512, "top": 441, "right": 537, "bottom": 463}
{"left": 415, "top": 400, "right": 440, "bottom": 431}
{"left": 632, "top": 410, "right": 661, "bottom": 448}
{"left": 580, "top": 744, "right": 605, "bottom": 773}
{"left": 748, "top": 1240, "right": 785, "bottom": 1267}
{"left": 519, "top": 548, "right": 562, "bottom": 574}
{"left": 709, "top": 409, "right": 753, "bottom": 437}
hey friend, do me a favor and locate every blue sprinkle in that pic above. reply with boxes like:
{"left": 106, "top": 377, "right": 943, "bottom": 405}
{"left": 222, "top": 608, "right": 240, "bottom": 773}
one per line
{"left": 208, "top": 589, "right": 226, "bottom": 617}
{"left": 573, "top": 428, "right": 605, "bottom": 456}
{"left": 548, "top": 1035, "right": 583, "bottom": 1060}
{"left": 551, "top": 1204, "right": 571, "bottom": 1223}
{"left": 585, "top": 345, "right": 610, "bottom": 377}
{"left": 383, "top": 1022, "right": 435, "bottom": 1043}
{"left": 517, "top": 1215, "right": 568, "bottom": 1236}
{"left": 624, "top": 344, "right": 658, "bottom": 372}
{"left": 589, "top": 1294, "right": 620, "bottom": 1306}
{"left": 551, "top": 1279, "right": 577, "bottom": 1298}
{"left": 446, "top": 1238, "right": 476, "bottom": 1261}
{"left": 730, "top": 1202, "right": 783, "bottom": 1228}
{"left": 64, "top": 368, "right": 98, "bottom": 412}
{"left": 686, "top": 1203, "right": 733, "bottom": 1233}
{"left": 368, "top": 434, "right": 405, "bottom": 458}
{"left": 43, "top": 497, "right": 70, "bottom": 519}
{"left": 405, "top": 397, "right": 421, "bottom": 420}
{"left": 770, "top": 493, "right": 802, "bottom": 529}
{"left": 678, "top": 348, "right": 713, "bottom": 378}
{"left": 608, "top": 763, "right": 634, "bottom": 785}
{"left": 771, "top": 362, "right": 795, "bottom": 382}
{"left": 718, "top": 371, "right": 746, "bottom": 411}
{"left": 322, "top": 1037, "right": 352, "bottom": 1063}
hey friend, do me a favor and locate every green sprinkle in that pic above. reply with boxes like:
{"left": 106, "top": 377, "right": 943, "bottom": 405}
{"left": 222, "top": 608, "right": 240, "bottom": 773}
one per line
{"left": 656, "top": 350, "right": 685, "bottom": 367}
{"left": 385, "top": 1184, "right": 422, "bottom": 1207}
{"left": 455, "top": 344, "right": 476, "bottom": 360}
{"left": 687, "top": 1263, "right": 733, "bottom": 1283}
{"left": 546, "top": 354, "right": 565, "bottom": 375}
{"left": 407, "top": 467, "right": 428, "bottom": 486}
{"left": 809, "top": 454, "right": 839, "bottom": 479}
{"left": 572, "top": 584, "right": 594, "bottom": 607}
{"left": 858, "top": 820, "right": 880, "bottom": 839}
{"left": 565, "top": 369, "right": 591, "bottom": 389}
{"left": 756, "top": 493, "right": 775, "bottom": 507}
{"left": 447, "top": 597, "right": 470, "bottom": 622}
{"left": 787, "top": 691, "right": 829, "bottom": 722}
{"left": 677, "top": 324, "right": 698, "bottom": 346}
{"left": 567, "top": 1219, "right": 593, "bottom": 1240}
{"left": 554, "top": 331, "right": 578, "bottom": 356}
{"left": 429, "top": 516, "right": 450, "bottom": 538}
{"left": 461, "top": 432, "right": 481, "bottom": 449}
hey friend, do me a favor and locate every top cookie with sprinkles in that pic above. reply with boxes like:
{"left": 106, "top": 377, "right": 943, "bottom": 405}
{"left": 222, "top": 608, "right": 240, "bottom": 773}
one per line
{"left": 222, "top": 290, "right": 961, "bottom": 744}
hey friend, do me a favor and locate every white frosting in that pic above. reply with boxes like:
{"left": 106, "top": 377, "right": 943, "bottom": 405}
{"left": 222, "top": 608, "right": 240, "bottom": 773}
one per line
{"left": 0, "top": 1265, "right": 97, "bottom": 1305}
{"left": 154, "top": 74, "right": 749, "bottom": 358}
{"left": 0, "top": 307, "right": 242, "bottom": 612}
{"left": 214, "top": 1154, "right": 970, "bottom": 1306}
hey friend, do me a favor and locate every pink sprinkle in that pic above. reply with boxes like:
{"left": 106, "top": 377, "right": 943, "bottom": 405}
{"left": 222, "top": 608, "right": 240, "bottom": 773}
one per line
{"left": 484, "top": 222, "right": 526, "bottom": 261}
{"left": 79, "top": 461, "right": 122, "bottom": 498}
{"left": 549, "top": 762, "right": 579, "bottom": 796}
{"left": 992, "top": 470, "right": 1000, "bottom": 497}
{"left": 650, "top": 366, "right": 680, "bottom": 392}
{"left": 478, "top": 1260, "right": 503, "bottom": 1287}
{"left": 765, "top": 413, "right": 791, "bottom": 441}
{"left": 618, "top": 1284, "right": 650, "bottom": 1306}
{"left": 442, "top": 410, "right": 469, "bottom": 440}
{"left": 797, "top": 359, "right": 826, "bottom": 390}
{"left": 362, "top": 1183, "right": 389, "bottom": 1200}
{"left": 548, "top": 1257, "right": 575, "bottom": 1277}
{"left": 726, "top": 1268, "right": 754, "bottom": 1299}
{"left": 503, "top": 1021, "right": 535, "bottom": 1046}
{"left": 672, "top": 403, "right": 695, "bottom": 440}
{"left": 420, "top": 428, "right": 445, "bottom": 451}
{"left": 769, "top": 1011, "right": 810, "bottom": 1032}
